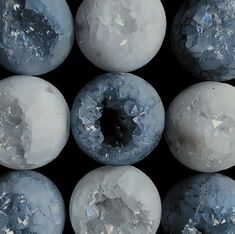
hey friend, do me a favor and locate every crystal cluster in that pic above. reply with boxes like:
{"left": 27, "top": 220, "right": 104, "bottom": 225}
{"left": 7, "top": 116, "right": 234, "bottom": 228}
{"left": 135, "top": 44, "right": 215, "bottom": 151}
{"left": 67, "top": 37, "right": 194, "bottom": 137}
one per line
{"left": 172, "top": 0, "right": 235, "bottom": 81}
{"left": 0, "top": 75, "right": 70, "bottom": 169}
{"left": 165, "top": 82, "right": 235, "bottom": 172}
{"left": 70, "top": 166, "right": 162, "bottom": 234}
{"left": 162, "top": 174, "right": 235, "bottom": 233}
{"left": 0, "top": 170, "right": 65, "bottom": 233}
{"left": 0, "top": 0, "right": 74, "bottom": 75}
{"left": 75, "top": 0, "right": 166, "bottom": 72}
{"left": 71, "top": 73, "right": 165, "bottom": 165}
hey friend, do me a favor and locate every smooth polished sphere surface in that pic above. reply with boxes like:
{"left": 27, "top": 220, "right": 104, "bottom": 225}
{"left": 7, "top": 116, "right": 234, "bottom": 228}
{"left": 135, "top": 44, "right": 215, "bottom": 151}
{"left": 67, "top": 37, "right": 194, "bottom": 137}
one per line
{"left": 70, "top": 166, "right": 162, "bottom": 234}
{"left": 71, "top": 73, "right": 165, "bottom": 165}
{"left": 0, "top": 0, "right": 74, "bottom": 75}
{"left": 162, "top": 174, "right": 235, "bottom": 233}
{"left": 172, "top": 0, "right": 235, "bottom": 81}
{"left": 165, "top": 82, "right": 235, "bottom": 172}
{"left": 0, "top": 170, "right": 65, "bottom": 233}
{"left": 75, "top": 0, "right": 166, "bottom": 72}
{"left": 0, "top": 75, "right": 70, "bottom": 169}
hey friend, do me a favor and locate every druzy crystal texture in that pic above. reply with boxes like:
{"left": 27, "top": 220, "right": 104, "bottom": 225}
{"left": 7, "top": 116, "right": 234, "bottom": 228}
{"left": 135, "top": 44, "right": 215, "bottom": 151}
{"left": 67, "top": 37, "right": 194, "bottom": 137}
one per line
{"left": 0, "top": 0, "right": 74, "bottom": 75}
{"left": 0, "top": 170, "right": 65, "bottom": 234}
{"left": 71, "top": 73, "right": 165, "bottom": 165}
{"left": 75, "top": 0, "right": 166, "bottom": 72}
{"left": 172, "top": 0, "right": 235, "bottom": 81}
{"left": 162, "top": 173, "right": 235, "bottom": 234}
{"left": 165, "top": 82, "right": 235, "bottom": 172}
{"left": 0, "top": 75, "right": 70, "bottom": 170}
{"left": 70, "top": 166, "right": 162, "bottom": 234}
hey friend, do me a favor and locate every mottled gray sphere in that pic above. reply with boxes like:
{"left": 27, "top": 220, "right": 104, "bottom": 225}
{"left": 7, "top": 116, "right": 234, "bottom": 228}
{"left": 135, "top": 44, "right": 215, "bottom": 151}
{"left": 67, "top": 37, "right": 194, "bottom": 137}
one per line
{"left": 0, "top": 0, "right": 74, "bottom": 75}
{"left": 162, "top": 173, "right": 235, "bottom": 234}
{"left": 165, "top": 82, "right": 235, "bottom": 172}
{"left": 172, "top": 0, "right": 235, "bottom": 81}
{"left": 70, "top": 166, "right": 162, "bottom": 234}
{"left": 71, "top": 73, "right": 165, "bottom": 165}
{"left": 75, "top": 0, "right": 166, "bottom": 72}
{"left": 0, "top": 170, "right": 65, "bottom": 233}
{"left": 0, "top": 76, "right": 70, "bottom": 170}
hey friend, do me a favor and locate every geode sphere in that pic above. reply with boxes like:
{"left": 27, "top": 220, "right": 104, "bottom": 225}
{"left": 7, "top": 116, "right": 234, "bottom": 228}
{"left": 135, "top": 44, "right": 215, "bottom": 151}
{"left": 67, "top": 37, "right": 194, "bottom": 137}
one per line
{"left": 71, "top": 73, "right": 165, "bottom": 165}
{"left": 162, "top": 173, "right": 235, "bottom": 233}
{"left": 172, "top": 0, "right": 235, "bottom": 81}
{"left": 165, "top": 82, "right": 235, "bottom": 172}
{"left": 0, "top": 0, "right": 74, "bottom": 75}
{"left": 0, "top": 170, "right": 65, "bottom": 233}
{"left": 75, "top": 0, "right": 166, "bottom": 72}
{"left": 70, "top": 166, "right": 162, "bottom": 234}
{"left": 0, "top": 75, "right": 70, "bottom": 170}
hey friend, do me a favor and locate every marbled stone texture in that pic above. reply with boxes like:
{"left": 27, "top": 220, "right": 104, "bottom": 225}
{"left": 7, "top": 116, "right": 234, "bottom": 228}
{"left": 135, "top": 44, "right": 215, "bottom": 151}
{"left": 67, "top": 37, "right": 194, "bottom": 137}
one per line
{"left": 0, "top": 0, "right": 74, "bottom": 75}
{"left": 165, "top": 82, "right": 235, "bottom": 172}
{"left": 0, "top": 75, "right": 70, "bottom": 170}
{"left": 76, "top": 0, "right": 166, "bottom": 72}
{"left": 71, "top": 73, "right": 165, "bottom": 165}
{"left": 162, "top": 173, "right": 235, "bottom": 234}
{"left": 172, "top": 0, "right": 235, "bottom": 81}
{"left": 0, "top": 170, "right": 65, "bottom": 233}
{"left": 70, "top": 166, "right": 162, "bottom": 234}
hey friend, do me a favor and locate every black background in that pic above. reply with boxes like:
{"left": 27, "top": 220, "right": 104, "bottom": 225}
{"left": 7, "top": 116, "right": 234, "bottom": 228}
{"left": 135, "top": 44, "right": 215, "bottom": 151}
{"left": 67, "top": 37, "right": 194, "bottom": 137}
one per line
{"left": 1, "top": 0, "right": 235, "bottom": 233}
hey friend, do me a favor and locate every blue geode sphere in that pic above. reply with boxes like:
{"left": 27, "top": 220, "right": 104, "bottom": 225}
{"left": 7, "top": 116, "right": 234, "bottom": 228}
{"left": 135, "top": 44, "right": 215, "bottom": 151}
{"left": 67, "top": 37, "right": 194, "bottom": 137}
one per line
{"left": 0, "top": 170, "right": 65, "bottom": 233}
{"left": 71, "top": 73, "right": 165, "bottom": 165}
{"left": 0, "top": 0, "right": 74, "bottom": 75}
{"left": 162, "top": 173, "right": 235, "bottom": 233}
{"left": 172, "top": 0, "right": 235, "bottom": 81}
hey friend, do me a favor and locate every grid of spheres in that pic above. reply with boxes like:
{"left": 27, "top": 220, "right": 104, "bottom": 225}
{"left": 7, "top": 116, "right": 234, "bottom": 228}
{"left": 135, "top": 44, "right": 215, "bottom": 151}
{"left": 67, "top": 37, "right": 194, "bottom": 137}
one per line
{"left": 0, "top": 0, "right": 234, "bottom": 233}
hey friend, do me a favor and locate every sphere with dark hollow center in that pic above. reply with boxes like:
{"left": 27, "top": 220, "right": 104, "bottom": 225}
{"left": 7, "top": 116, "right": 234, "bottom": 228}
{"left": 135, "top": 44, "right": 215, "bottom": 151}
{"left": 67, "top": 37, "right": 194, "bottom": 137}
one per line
{"left": 71, "top": 73, "right": 165, "bottom": 165}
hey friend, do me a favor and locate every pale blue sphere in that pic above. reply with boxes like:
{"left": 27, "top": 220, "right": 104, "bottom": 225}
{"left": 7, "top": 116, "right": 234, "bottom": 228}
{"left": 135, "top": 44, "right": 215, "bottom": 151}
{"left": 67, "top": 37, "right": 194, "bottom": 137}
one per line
{"left": 0, "top": 0, "right": 74, "bottom": 75}
{"left": 0, "top": 170, "right": 65, "bottom": 233}
{"left": 162, "top": 174, "right": 235, "bottom": 233}
{"left": 71, "top": 73, "right": 165, "bottom": 165}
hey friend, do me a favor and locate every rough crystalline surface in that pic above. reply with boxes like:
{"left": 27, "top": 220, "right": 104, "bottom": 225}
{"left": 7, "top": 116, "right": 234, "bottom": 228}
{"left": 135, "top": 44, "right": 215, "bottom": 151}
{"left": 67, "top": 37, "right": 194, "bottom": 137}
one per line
{"left": 75, "top": 0, "right": 166, "bottom": 72}
{"left": 162, "top": 174, "right": 235, "bottom": 234}
{"left": 71, "top": 73, "right": 165, "bottom": 165}
{"left": 0, "top": 0, "right": 74, "bottom": 75}
{"left": 172, "top": 0, "right": 235, "bottom": 81}
{"left": 165, "top": 82, "right": 235, "bottom": 172}
{"left": 70, "top": 166, "right": 162, "bottom": 234}
{"left": 0, "top": 75, "right": 70, "bottom": 169}
{"left": 0, "top": 170, "right": 65, "bottom": 233}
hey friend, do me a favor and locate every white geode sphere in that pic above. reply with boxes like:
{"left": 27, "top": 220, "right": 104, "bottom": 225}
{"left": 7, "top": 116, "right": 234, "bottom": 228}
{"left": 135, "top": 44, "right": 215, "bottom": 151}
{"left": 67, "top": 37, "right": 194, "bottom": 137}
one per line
{"left": 70, "top": 166, "right": 162, "bottom": 234}
{"left": 165, "top": 82, "right": 235, "bottom": 172}
{"left": 75, "top": 0, "right": 166, "bottom": 72}
{"left": 0, "top": 76, "right": 70, "bottom": 169}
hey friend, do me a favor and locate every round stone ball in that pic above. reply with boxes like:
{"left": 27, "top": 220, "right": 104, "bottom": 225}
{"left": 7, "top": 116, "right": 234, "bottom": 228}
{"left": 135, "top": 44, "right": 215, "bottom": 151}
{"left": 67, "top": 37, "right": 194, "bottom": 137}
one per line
{"left": 0, "top": 0, "right": 74, "bottom": 75}
{"left": 0, "top": 170, "right": 65, "bottom": 233}
{"left": 70, "top": 166, "right": 162, "bottom": 234}
{"left": 172, "top": 0, "right": 235, "bottom": 81}
{"left": 71, "top": 73, "right": 165, "bottom": 165}
{"left": 162, "top": 173, "right": 235, "bottom": 233}
{"left": 75, "top": 0, "right": 166, "bottom": 72}
{"left": 0, "top": 75, "right": 70, "bottom": 170}
{"left": 165, "top": 82, "right": 235, "bottom": 172}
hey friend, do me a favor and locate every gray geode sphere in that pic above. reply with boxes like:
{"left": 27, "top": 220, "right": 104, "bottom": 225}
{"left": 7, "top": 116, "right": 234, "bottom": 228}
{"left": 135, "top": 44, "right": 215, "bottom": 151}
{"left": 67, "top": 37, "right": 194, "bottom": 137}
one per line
{"left": 0, "top": 170, "right": 65, "bottom": 233}
{"left": 0, "top": 0, "right": 74, "bottom": 75}
{"left": 162, "top": 174, "right": 235, "bottom": 233}
{"left": 172, "top": 0, "right": 235, "bottom": 81}
{"left": 71, "top": 73, "right": 165, "bottom": 165}
{"left": 70, "top": 166, "right": 162, "bottom": 234}
{"left": 165, "top": 82, "right": 235, "bottom": 172}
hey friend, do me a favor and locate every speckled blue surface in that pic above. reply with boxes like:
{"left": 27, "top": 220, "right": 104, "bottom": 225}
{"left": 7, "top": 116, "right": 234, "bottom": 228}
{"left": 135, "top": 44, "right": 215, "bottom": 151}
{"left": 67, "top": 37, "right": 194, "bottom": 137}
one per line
{"left": 0, "top": 170, "right": 65, "bottom": 233}
{"left": 71, "top": 73, "right": 165, "bottom": 165}
{"left": 162, "top": 173, "right": 235, "bottom": 233}
{"left": 172, "top": 0, "right": 235, "bottom": 81}
{"left": 0, "top": 0, "right": 74, "bottom": 75}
